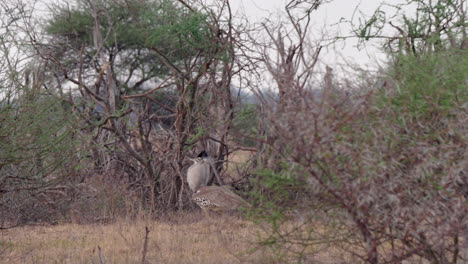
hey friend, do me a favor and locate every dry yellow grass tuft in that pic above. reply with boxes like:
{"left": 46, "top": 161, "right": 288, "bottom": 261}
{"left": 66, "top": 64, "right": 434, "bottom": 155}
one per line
{"left": 0, "top": 212, "right": 280, "bottom": 264}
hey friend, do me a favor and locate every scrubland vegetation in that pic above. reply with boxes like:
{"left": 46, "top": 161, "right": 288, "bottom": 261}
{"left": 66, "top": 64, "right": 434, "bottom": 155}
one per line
{"left": 1, "top": 0, "right": 467, "bottom": 263}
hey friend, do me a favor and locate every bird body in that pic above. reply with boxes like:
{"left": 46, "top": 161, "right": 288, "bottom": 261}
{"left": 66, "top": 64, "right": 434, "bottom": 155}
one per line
{"left": 192, "top": 185, "right": 250, "bottom": 212}
{"left": 187, "top": 157, "right": 212, "bottom": 192}
{"left": 187, "top": 151, "right": 250, "bottom": 213}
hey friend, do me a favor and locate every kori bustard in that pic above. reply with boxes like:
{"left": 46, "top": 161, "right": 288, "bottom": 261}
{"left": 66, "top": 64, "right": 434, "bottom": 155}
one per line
{"left": 186, "top": 151, "right": 213, "bottom": 192}
{"left": 187, "top": 151, "right": 249, "bottom": 212}
{"left": 192, "top": 185, "right": 250, "bottom": 213}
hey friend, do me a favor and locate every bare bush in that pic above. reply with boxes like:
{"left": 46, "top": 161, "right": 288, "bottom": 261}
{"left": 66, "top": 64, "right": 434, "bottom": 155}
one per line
{"left": 247, "top": 1, "right": 467, "bottom": 263}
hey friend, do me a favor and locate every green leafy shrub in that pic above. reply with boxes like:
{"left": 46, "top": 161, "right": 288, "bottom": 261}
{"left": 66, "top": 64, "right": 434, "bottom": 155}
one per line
{"left": 232, "top": 104, "right": 258, "bottom": 147}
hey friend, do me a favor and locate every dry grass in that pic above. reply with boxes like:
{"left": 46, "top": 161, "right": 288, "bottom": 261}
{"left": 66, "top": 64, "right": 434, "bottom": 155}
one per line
{"left": 0, "top": 212, "right": 283, "bottom": 264}
{"left": 5, "top": 211, "right": 439, "bottom": 263}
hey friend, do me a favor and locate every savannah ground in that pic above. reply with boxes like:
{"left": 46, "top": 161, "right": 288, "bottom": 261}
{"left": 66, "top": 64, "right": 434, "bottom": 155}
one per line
{"left": 1, "top": 213, "right": 260, "bottom": 264}
{"left": 0, "top": 212, "right": 342, "bottom": 264}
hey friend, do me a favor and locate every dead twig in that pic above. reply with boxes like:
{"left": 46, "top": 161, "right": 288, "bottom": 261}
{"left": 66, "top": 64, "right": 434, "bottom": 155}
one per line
{"left": 141, "top": 226, "right": 150, "bottom": 264}
{"left": 97, "top": 246, "right": 105, "bottom": 264}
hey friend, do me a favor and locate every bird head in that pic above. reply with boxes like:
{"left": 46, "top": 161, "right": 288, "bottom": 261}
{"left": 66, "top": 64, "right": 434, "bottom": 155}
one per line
{"left": 197, "top": 150, "right": 209, "bottom": 158}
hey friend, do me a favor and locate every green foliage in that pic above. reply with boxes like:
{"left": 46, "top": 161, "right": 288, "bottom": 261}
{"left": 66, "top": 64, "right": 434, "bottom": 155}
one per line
{"left": 358, "top": 9, "right": 385, "bottom": 41}
{"left": 45, "top": 0, "right": 213, "bottom": 55}
{"left": 247, "top": 164, "right": 302, "bottom": 223}
{"left": 144, "top": 6, "right": 213, "bottom": 52}
{"left": 354, "top": 0, "right": 466, "bottom": 55}
{"left": 0, "top": 88, "right": 87, "bottom": 224}
{"left": 365, "top": 48, "right": 467, "bottom": 189}
{"left": 387, "top": 51, "right": 467, "bottom": 118}
{"left": 232, "top": 104, "right": 258, "bottom": 147}
{"left": 186, "top": 126, "right": 205, "bottom": 146}
{"left": 0, "top": 92, "right": 81, "bottom": 188}
{"left": 44, "top": 0, "right": 217, "bottom": 97}
{"left": 46, "top": 9, "right": 94, "bottom": 43}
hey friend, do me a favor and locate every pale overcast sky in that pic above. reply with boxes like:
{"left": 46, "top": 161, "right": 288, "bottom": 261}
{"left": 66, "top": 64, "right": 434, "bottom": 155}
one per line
{"left": 231, "top": 0, "right": 408, "bottom": 69}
